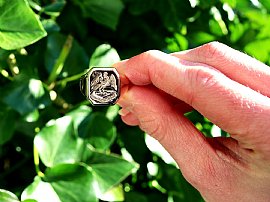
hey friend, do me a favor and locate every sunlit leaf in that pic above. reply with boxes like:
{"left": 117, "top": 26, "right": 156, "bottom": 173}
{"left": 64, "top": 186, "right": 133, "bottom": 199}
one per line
{"left": 89, "top": 44, "right": 120, "bottom": 68}
{"left": 99, "top": 184, "right": 124, "bottom": 201}
{"left": 21, "top": 168, "right": 98, "bottom": 202}
{"left": 0, "top": 0, "right": 47, "bottom": 50}
{"left": 34, "top": 116, "right": 84, "bottom": 167}
{"left": 83, "top": 147, "right": 138, "bottom": 195}
{"left": 0, "top": 189, "right": 20, "bottom": 202}
{"left": 2, "top": 79, "right": 50, "bottom": 115}
{"left": 244, "top": 39, "right": 270, "bottom": 62}
{"left": 66, "top": 105, "right": 92, "bottom": 134}
{"left": 221, "top": 0, "right": 236, "bottom": 7}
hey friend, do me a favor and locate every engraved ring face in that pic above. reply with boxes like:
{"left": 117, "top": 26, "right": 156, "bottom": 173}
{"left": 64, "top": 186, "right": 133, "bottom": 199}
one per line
{"left": 80, "top": 67, "right": 120, "bottom": 106}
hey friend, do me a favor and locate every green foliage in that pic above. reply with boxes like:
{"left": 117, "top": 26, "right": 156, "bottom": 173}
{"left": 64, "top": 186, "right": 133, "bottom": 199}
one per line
{"left": 0, "top": 0, "right": 270, "bottom": 202}
{"left": 0, "top": 0, "right": 47, "bottom": 50}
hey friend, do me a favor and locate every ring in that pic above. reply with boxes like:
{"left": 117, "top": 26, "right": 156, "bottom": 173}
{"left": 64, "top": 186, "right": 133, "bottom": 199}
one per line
{"left": 80, "top": 67, "right": 120, "bottom": 106}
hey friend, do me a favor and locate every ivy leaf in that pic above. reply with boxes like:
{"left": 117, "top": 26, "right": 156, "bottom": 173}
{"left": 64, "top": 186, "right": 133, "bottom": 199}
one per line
{"left": 34, "top": 116, "right": 84, "bottom": 167}
{"left": 78, "top": 112, "right": 117, "bottom": 150}
{"left": 0, "top": 0, "right": 47, "bottom": 50}
{"left": 45, "top": 33, "right": 88, "bottom": 77}
{"left": 72, "top": 0, "right": 124, "bottom": 30}
{"left": 42, "top": 0, "right": 66, "bottom": 17}
{"left": 89, "top": 44, "right": 120, "bottom": 68}
{"left": 83, "top": 147, "right": 138, "bottom": 195}
{"left": 66, "top": 105, "right": 92, "bottom": 134}
{"left": 0, "top": 189, "right": 20, "bottom": 202}
{"left": 125, "top": 0, "right": 194, "bottom": 31}
{"left": 0, "top": 105, "right": 18, "bottom": 145}
{"left": 157, "top": 159, "right": 202, "bottom": 201}
{"left": 44, "top": 163, "right": 88, "bottom": 182}
{"left": 2, "top": 79, "right": 50, "bottom": 115}
{"left": 21, "top": 166, "right": 98, "bottom": 202}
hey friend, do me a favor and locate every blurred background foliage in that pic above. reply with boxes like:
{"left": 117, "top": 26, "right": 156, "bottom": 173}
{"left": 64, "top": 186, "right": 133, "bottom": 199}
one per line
{"left": 0, "top": 0, "right": 270, "bottom": 201}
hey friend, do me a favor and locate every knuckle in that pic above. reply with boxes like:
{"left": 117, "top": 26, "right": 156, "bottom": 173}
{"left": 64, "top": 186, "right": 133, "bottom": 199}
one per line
{"left": 185, "top": 67, "right": 219, "bottom": 105}
{"left": 138, "top": 50, "right": 164, "bottom": 63}
{"left": 198, "top": 41, "right": 226, "bottom": 62}
{"left": 143, "top": 50, "right": 163, "bottom": 58}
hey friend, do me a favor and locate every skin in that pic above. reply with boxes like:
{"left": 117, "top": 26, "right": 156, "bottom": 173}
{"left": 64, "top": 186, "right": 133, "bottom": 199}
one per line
{"left": 113, "top": 42, "right": 270, "bottom": 202}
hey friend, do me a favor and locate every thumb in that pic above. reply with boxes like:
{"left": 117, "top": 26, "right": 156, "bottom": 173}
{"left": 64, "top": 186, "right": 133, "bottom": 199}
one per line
{"left": 117, "top": 85, "right": 225, "bottom": 189}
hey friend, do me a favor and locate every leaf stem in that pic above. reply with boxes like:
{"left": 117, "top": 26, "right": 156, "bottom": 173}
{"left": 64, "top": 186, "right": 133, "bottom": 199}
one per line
{"left": 56, "top": 71, "right": 85, "bottom": 86}
{"left": 47, "top": 34, "right": 73, "bottom": 85}
{"left": 34, "top": 145, "right": 45, "bottom": 178}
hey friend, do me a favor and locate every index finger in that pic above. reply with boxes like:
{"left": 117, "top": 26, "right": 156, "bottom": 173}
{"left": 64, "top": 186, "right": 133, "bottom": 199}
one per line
{"left": 113, "top": 50, "right": 270, "bottom": 149}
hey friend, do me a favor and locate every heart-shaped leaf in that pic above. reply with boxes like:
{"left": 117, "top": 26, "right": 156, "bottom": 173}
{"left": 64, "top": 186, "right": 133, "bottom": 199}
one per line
{"left": 2, "top": 79, "right": 50, "bottom": 115}
{"left": 89, "top": 44, "right": 120, "bottom": 68}
{"left": 78, "top": 112, "right": 117, "bottom": 150}
{"left": 34, "top": 116, "right": 84, "bottom": 167}
{"left": 21, "top": 165, "right": 98, "bottom": 202}
{"left": 0, "top": 0, "right": 47, "bottom": 50}
{"left": 83, "top": 147, "right": 138, "bottom": 195}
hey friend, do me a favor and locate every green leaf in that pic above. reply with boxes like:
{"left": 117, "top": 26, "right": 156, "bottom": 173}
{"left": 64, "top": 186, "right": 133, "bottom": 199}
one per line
{"left": 244, "top": 39, "right": 270, "bottom": 62}
{"left": 221, "top": 0, "right": 236, "bottom": 8}
{"left": 72, "top": 0, "right": 124, "bottom": 30}
{"left": 2, "top": 79, "right": 50, "bottom": 115}
{"left": 42, "top": 0, "right": 66, "bottom": 17}
{"left": 126, "top": 0, "right": 194, "bottom": 31}
{"left": 45, "top": 33, "right": 88, "bottom": 78}
{"left": 22, "top": 200, "right": 37, "bottom": 202}
{"left": 199, "top": 0, "right": 218, "bottom": 8}
{"left": 260, "top": 0, "right": 270, "bottom": 11}
{"left": 99, "top": 185, "right": 124, "bottom": 201}
{"left": 66, "top": 105, "right": 92, "bottom": 134}
{"left": 83, "top": 148, "right": 138, "bottom": 195}
{"left": 34, "top": 116, "right": 84, "bottom": 167}
{"left": 89, "top": 44, "right": 120, "bottom": 68}
{"left": 42, "top": 19, "right": 60, "bottom": 33}
{"left": 187, "top": 32, "right": 216, "bottom": 46}
{"left": 0, "top": 189, "right": 19, "bottom": 202}
{"left": 157, "top": 159, "right": 202, "bottom": 201}
{"left": 78, "top": 112, "right": 117, "bottom": 150}
{"left": 119, "top": 126, "right": 151, "bottom": 165}
{"left": 44, "top": 163, "right": 87, "bottom": 182}
{"left": 0, "top": 105, "right": 17, "bottom": 145}
{"left": 125, "top": 191, "right": 148, "bottom": 202}
{"left": 22, "top": 168, "right": 98, "bottom": 202}
{"left": 106, "top": 105, "right": 120, "bottom": 121}
{"left": 0, "top": 0, "right": 47, "bottom": 50}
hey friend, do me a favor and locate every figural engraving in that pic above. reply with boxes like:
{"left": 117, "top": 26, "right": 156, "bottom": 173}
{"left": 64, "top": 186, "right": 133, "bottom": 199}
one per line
{"left": 80, "top": 67, "right": 120, "bottom": 106}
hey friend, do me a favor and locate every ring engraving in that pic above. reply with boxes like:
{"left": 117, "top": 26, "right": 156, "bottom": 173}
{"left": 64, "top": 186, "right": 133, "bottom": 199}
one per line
{"left": 80, "top": 67, "right": 120, "bottom": 106}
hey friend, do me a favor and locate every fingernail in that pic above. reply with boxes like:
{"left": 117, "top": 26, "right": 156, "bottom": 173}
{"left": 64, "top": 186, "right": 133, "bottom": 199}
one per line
{"left": 118, "top": 108, "right": 130, "bottom": 116}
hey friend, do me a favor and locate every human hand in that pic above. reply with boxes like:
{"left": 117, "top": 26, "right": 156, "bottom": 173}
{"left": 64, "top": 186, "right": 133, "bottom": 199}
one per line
{"left": 113, "top": 42, "right": 270, "bottom": 201}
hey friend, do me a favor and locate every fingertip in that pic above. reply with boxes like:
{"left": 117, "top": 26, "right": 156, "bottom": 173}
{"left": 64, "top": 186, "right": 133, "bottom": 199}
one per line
{"left": 117, "top": 85, "right": 131, "bottom": 108}
{"left": 113, "top": 60, "right": 130, "bottom": 86}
